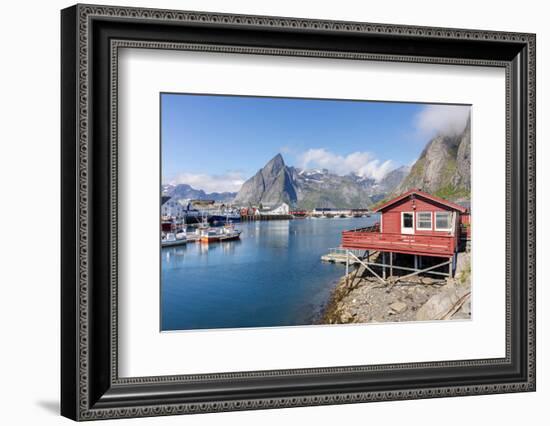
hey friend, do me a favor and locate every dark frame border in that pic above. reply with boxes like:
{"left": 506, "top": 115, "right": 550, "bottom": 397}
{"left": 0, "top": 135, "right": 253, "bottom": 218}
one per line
{"left": 61, "top": 4, "right": 536, "bottom": 421}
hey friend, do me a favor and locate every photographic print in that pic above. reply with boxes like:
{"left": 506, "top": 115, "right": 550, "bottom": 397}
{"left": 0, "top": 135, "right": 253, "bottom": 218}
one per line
{"left": 160, "top": 94, "right": 472, "bottom": 331}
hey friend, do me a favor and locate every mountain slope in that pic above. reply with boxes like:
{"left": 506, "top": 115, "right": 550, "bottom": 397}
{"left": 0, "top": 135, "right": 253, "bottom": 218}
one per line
{"left": 233, "top": 154, "right": 407, "bottom": 209}
{"left": 233, "top": 154, "right": 298, "bottom": 206}
{"left": 377, "top": 165, "right": 411, "bottom": 193}
{"left": 395, "top": 118, "right": 471, "bottom": 202}
{"left": 162, "top": 184, "right": 236, "bottom": 203}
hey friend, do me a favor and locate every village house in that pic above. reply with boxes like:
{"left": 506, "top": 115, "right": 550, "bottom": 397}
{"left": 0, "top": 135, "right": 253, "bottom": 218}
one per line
{"left": 340, "top": 189, "right": 470, "bottom": 282}
{"left": 160, "top": 197, "right": 187, "bottom": 218}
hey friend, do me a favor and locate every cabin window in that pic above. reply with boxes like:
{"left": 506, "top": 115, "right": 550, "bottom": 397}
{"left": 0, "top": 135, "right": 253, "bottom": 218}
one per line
{"left": 401, "top": 212, "right": 414, "bottom": 234}
{"left": 416, "top": 212, "right": 432, "bottom": 230}
{"left": 435, "top": 211, "right": 452, "bottom": 230}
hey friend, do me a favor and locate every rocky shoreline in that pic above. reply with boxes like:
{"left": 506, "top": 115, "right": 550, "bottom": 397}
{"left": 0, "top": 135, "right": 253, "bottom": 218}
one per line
{"left": 321, "top": 252, "right": 471, "bottom": 324}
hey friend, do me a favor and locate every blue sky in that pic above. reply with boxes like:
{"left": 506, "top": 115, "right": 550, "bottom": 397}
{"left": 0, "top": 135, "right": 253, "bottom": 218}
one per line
{"left": 161, "top": 93, "right": 470, "bottom": 193}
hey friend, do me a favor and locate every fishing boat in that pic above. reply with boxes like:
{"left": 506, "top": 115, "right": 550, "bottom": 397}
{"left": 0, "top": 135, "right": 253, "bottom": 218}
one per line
{"left": 200, "top": 224, "right": 242, "bottom": 243}
{"left": 161, "top": 231, "right": 187, "bottom": 247}
{"left": 200, "top": 221, "right": 242, "bottom": 243}
{"left": 210, "top": 212, "right": 241, "bottom": 224}
{"left": 183, "top": 228, "right": 201, "bottom": 242}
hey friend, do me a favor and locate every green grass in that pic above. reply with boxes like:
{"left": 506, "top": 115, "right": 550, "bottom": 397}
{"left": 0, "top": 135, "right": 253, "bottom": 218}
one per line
{"left": 405, "top": 157, "right": 426, "bottom": 183}
{"left": 434, "top": 185, "right": 470, "bottom": 201}
{"left": 370, "top": 196, "right": 390, "bottom": 210}
{"left": 458, "top": 259, "right": 471, "bottom": 285}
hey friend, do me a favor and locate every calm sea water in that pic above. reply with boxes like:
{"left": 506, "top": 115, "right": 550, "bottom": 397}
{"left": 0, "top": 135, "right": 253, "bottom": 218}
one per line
{"left": 161, "top": 216, "right": 377, "bottom": 331}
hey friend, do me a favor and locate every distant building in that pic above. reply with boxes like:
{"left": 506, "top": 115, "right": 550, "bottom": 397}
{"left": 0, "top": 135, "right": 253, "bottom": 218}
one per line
{"left": 161, "top": 197, "right": 187, "bottom": 218}
{"left": 261, "top": 202, "right": 290, "bottom": 215}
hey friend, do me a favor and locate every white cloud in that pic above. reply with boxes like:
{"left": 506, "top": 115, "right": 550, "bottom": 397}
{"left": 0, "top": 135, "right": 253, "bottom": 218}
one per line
{"left": 415, "top": 104, "right": 470, "bottom": 137}
{"left": 168, "top": 171, "right": 245, "bottom": 193}
{"left": 297, "top": 148, "right": 394, "bottom": 181}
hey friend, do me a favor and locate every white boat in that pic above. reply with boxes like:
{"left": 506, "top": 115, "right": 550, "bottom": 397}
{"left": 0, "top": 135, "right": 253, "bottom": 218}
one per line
{"left": 184, "top": 230, "right": 201, "bottom": 242}
{"left": 161, "top": 232, "right": 187, "bottom": 247}
{"left": 200, "top": 223, "right": 241, "bottom": 243}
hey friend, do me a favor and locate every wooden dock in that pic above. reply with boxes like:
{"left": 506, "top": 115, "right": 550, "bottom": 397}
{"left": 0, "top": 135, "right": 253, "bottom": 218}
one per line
{"left": 321, "top": 248, "right": 369, "bottom": 264}
{"left": 240, "top": 214, "right": 293, "bottom": 221}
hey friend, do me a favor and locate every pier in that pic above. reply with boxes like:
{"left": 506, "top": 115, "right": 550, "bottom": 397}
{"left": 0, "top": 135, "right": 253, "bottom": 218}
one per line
{"left": 240, "top": 213, "right": 293, "bottom": 221}
{"left": 321, "top": 248, "right": 371, "bottom": 264}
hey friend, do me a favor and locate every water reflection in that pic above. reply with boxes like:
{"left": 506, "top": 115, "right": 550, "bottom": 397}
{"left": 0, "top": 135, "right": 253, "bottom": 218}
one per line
{"left": 161, "top": 216, "right": 377, "bottom": 331}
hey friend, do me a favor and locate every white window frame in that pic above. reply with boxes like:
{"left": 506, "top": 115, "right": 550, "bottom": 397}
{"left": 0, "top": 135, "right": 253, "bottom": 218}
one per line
{"left": 401, "top": 211, "right": 414, "bottom": 234}
{"left": 416, "top": 211, "right": 433, "bottom": 230}
{"left": 435, "top": 211, "right": 453, "bottom": 231}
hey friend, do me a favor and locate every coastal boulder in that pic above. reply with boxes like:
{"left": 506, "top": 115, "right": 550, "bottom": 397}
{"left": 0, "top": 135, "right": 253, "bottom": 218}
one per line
{"left": 416, "top": 288, "right": 459, "bottom": 321}
{"left": 389, "top": 301, "right": 408, "bottom": 314}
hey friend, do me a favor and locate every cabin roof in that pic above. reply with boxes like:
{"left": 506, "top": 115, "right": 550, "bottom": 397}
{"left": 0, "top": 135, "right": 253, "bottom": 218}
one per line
{"left": 374, "top": 189, "right": 467, "bottom": 214}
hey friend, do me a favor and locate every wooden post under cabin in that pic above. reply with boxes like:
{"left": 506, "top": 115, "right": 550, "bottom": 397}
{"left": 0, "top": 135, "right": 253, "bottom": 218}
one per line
{"left": 339, "top": 189, "right": 469, "bottom": 283}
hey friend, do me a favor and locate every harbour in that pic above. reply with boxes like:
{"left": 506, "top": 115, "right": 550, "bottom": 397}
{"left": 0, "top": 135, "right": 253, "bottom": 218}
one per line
{"left": 161, "top": 216, "right": 378, "bottom": 331}
{"left": 160, "top": 189, "right": 472, "bottom": 331}
{"left": 158, "top": 96, "right": 473, "bottom": 331}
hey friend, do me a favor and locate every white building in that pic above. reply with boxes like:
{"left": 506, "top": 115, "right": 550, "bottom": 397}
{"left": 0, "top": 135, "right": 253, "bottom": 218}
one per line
{"left": 161, "top": 198, "right": 187, "bottom": 218}
{"left": 261, "top": 202, "right": 290, "bottom": 215}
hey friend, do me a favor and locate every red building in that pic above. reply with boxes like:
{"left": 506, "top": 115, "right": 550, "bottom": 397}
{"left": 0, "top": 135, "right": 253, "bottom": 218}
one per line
{"left": 340, "top": 189, "right": 470, "bottom": 281}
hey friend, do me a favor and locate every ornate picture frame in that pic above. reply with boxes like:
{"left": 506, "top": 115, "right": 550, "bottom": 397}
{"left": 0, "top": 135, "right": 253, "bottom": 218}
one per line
{"left": 61, "top": 4, "right": 535, "bottom": 421}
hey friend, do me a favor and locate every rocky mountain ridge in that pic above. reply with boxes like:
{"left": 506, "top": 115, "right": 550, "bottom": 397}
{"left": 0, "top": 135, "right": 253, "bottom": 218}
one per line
{"left": 233, "top": 154, "right": 408, "bottom": 209}
{"left": 165, "top": 117, "right": 471, "bottom": 208}
{"left": 394, "top": 118, "right": 471, "bottom": 202}
{"left": 162, "top": 183, "right": 236, "bottom": 203}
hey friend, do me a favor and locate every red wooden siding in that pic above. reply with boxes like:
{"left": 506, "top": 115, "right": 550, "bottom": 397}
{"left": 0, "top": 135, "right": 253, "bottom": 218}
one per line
{"left": 460, "top": 213, "right": 471, "bottom": 240}
{"left": 341, "top": 189, "right": 467, "bottom": 258}
{"left": 341, "top": 230, "right": 456, "bottom": 257}
{"left": 379, "top": 197, "right": 456, "bottom": 237}
{"left": 382, "top": 212, "right": 400, "bottom": 234}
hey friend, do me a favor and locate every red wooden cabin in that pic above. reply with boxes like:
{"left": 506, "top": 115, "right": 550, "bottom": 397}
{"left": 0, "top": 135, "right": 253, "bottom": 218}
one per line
{"left": 340, "top": 189, "right": 469, "bottom": 280}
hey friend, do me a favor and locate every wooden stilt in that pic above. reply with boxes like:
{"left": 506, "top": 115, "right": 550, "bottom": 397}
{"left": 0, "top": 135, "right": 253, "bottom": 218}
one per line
{"left": 389, "top": 252, "right": 393, "bottom": 277}
{"left": 414, "top": 254, "right": 418, "bottom": 270}
{"left": 347, "top": 252, "right": 386, "bottom": 285}
{"left": 382, "top": 252, "right": 386, "bottom": 279}
{"left": 394, "top": 258, "right": 452, "bottom": 283}
{"left": 449, "top": 256, "right": 453, "bottom": 278}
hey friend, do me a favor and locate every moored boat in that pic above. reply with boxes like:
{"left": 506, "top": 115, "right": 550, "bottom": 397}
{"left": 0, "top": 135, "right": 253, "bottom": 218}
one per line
{"left": 161, "top": 232, "right": 187, "bottom": 247}
{"left": 200, "top": 223, "right": 242, "bottom": 243}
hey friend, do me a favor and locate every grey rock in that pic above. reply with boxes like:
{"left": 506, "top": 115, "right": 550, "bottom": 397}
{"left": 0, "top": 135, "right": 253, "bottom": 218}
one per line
{"left": 394, "top": 116, "right": 471, "bottom": 202}
{"left": 416, "top": 289, "right": 459, "bottom": 321}
{"left": 234, "top": 153, "right": 396, "bottom": 209}
{"left": 162, "top": 183, "right": 236, "bottom": 203}
{"left": 377, "top": 166, "right": 410, "bottom": 193}
{"left": 389, "top": 301, "right": 408, "bottom": 314}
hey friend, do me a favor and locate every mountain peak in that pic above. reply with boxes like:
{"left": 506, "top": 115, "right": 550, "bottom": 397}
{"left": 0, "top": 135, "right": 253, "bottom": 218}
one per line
{"left": 262, "top": 153, "right": 286, "bottom": 176}
{"left": 266, "top": 153, "right": 285, "bottom": 167}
